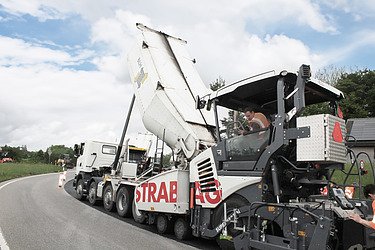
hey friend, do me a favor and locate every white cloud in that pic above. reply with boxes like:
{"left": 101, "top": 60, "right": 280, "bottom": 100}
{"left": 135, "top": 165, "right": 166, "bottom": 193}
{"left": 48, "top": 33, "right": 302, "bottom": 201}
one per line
{"left": 0, "top": 36, "right": 90, "bottom": 67}
{"left": 1, "top": 0, "right": 373, "bottom": 151}
{"left": 0, "top": 0, "right": 66, "bottom": 21}
{"left": 0, "top": 63, "right": 140, "bottom": 150}
{"left": 89, "top": 10, "right": 151, "bottom": 81}
{"left": 241, "top": 0, "right": 337, "bottom": 34}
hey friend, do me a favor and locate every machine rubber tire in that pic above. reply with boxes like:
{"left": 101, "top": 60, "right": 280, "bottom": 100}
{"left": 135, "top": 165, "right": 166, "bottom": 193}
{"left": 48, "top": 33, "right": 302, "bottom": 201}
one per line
{"left": 103, "top": 184, "right": 115, "bottom": 212}
{"left": 212, "top": 195, "right": 249, "bottom": 250}
{"left": 88, "top": 181, "right": 99, "bottom": 206}
{"left": 76, "top": 179, "right": 86, "bottom": 201}
{"left": 156, "top": 214, "right": 173, "bottom": 234}
{"left": 116, "top": 186, "right": 133, "bottom": 217}
{"left": 174, "top": 218, "right": 192, "bottom": 240}
{"left": 132, "top": 200, "right": 146, "bottom": 224}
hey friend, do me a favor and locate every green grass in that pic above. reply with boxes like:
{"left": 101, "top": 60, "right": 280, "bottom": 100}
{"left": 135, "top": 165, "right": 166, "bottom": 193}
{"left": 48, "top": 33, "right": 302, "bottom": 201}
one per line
{"left": 331, "top": 163, "right": 375, "bottom": 185}
{"left": 0, "top": 163, "right": 62, "bottom": 182}
{"left": 331, "top": 163, "right": 375, "bottom": 198}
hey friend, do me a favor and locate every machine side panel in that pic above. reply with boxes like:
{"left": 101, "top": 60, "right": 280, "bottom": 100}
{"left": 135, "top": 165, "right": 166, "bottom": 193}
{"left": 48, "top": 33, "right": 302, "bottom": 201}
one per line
{"left": 190, "top": 148, "right": 262, "bottom": 209}
{"left": 297, "top": 114, "right": 346, "bottom": 163}
{"left": 135, "top": 169, "right": 189, "bottom": 214}
{"left": 297, "top": 114, "right": 326, "bottom": 161}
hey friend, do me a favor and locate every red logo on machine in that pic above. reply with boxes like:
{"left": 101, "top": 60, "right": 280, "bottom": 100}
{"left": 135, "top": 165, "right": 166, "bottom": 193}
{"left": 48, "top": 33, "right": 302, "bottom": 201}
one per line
{"left": 136, "top": 181, "right": 177, "bottom": 203}
{"left": 195, "top": 180, "right": 222, "bottom": 204}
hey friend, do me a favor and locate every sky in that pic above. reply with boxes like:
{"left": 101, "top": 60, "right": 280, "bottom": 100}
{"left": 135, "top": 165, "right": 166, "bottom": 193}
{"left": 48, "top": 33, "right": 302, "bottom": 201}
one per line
{"left": 1, "top": 0, "right": 375, "bottom": 151}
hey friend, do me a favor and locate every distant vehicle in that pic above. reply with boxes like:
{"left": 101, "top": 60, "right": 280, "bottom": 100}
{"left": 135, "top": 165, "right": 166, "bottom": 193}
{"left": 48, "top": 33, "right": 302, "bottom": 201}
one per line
{"left": 0, "top": 157, "right": 14, "bottom": 163}
{"left": 56, "top": 154, "right": 74, "bottom": 169}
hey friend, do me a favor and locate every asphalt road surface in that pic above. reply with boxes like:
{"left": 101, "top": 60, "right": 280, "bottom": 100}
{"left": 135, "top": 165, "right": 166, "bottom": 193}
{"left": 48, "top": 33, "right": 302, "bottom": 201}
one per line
{"left": 0, "top": 171, "right": 219, "bottom": 250}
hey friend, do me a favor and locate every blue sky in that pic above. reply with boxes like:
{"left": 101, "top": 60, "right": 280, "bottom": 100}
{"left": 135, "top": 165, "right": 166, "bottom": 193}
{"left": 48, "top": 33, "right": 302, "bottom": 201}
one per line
{"left": 0, "top": 0, "right": 374, "bottom": 151}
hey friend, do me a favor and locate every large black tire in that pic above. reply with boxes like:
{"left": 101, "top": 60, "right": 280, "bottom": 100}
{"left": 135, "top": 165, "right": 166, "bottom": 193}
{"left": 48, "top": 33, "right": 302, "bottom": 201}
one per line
{"left": 156, "top": 214, "right": 173, "bottom": 234}
{"left": 76, "top": 179, "right": 86, "bottom": 201}
{"left": 103, "top": 184, "right": 115, "bottom": 212}
{"left": 88, "top": 181, "right": 99, "bottom": 206}
{"left": 212, "top": 195, "right": 249, "bottom": 249}
{"left": 116, "top": 186, "right": 133, "bottom": 217}
{"left": 174, "top": 218, "right": 192, "bottom": 240}
{"left": 132, "top": 200, "right": 146, "bottom": 224}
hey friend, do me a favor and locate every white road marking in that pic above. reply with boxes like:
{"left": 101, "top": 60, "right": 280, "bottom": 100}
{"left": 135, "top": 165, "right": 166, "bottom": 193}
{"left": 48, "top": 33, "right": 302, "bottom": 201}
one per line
{"left": 0, "top": 227, "right": 9, "bottom": 250}
{"left": 0, "top": 173, "right": 60, "bottom": 250}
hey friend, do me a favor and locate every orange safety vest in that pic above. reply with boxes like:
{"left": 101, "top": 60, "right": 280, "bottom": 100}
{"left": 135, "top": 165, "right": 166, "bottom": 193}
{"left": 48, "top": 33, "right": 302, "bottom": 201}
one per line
{"left": 248, "top": 113, "right": 270, "bottom": 130}
{"left": 370, "top": 200, "right": 375, "bottom": 230}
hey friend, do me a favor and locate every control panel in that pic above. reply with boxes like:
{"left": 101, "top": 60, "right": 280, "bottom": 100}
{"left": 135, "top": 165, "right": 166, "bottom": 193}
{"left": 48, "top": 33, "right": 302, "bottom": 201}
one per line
{"left": 332, "top": 188, "right": 354, "bottom": 210}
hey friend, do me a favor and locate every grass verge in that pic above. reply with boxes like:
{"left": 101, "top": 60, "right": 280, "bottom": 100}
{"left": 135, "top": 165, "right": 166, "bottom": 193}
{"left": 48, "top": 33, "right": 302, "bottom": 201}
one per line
{"left": 0, "top": 163, "right": 62, "bottom": 183}
{"left": 331, "top": 163, "right": 375, "bottom": 186}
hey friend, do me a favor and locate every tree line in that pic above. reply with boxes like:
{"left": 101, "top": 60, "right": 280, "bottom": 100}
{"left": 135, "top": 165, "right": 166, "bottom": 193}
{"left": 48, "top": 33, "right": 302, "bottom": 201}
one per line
{"left": 304, "top": 66, "right": 375, "bottom": 119}
{"left": 0, "top": 145, "right": 74, "bottom": 164}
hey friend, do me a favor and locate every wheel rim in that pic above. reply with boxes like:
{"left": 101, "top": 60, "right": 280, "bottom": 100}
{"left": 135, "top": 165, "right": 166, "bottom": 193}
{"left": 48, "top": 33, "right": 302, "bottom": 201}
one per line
{"left": 175, "top": 220, "right": 184, "bottom": 236}
{"left": 158, "top": 216, "right": 166, "bottom": 231}
{"left": 104, "top": 189, "right": 112, "bottom": 206}
{"left": 77, "top": 183, "right": 83, "bottom": 196}
{"left": 89, "top": 185, "right": 96, "bottom": 202}
{"left": 119, "top": 194, "right": 126, "bottom": 211}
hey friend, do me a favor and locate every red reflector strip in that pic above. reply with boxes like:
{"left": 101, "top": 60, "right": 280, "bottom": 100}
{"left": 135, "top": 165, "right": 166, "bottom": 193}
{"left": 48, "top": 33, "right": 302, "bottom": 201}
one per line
{"left": 190, "top": 187, "right": 194, "bottom": 209}
{"left": 332, "top": 122, "right": 343, "bottom": 143}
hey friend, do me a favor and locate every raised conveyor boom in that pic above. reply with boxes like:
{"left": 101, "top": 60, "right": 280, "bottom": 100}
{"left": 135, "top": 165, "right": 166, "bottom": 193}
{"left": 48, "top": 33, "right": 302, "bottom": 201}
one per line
{"left": 127, "top": 24, "right": 215, "bottom": 159}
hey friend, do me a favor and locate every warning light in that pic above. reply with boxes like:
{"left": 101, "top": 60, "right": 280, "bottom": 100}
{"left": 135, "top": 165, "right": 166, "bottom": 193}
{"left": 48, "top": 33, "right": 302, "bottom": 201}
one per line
{"left": 360, "top": 160, "right": 368, "bottom": 175}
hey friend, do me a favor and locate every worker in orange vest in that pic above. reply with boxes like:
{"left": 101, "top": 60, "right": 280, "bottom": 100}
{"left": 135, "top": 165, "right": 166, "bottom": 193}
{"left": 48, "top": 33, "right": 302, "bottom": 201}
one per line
{"left": 349, "top": 184, "right": 375, "bottom": 229}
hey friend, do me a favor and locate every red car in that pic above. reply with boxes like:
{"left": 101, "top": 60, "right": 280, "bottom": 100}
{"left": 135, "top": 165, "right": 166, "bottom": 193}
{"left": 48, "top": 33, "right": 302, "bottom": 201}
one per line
{"left": 1, "top": 157, "right": 13, "bottom": 163}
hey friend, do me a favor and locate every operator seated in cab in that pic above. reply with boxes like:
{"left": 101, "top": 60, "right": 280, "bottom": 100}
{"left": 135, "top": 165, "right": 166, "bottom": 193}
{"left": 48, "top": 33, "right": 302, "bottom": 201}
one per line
{"left": 226, "top": 106, "right": 271, "bottom": 161}
{"left": 240, "top": 106, "right": 270, "bottom": 135}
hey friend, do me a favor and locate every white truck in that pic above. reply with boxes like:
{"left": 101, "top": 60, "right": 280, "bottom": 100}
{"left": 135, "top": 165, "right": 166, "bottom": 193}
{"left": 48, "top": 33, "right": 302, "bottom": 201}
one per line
{"left": 73, "top": 140, "right": 148, "bottom": 204}
{"left": 74, "top": 24, "right": 375, "bottom": 249}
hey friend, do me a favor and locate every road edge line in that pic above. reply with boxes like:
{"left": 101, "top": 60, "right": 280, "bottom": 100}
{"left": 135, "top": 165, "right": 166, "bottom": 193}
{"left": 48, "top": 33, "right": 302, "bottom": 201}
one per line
{"left": 0, "top": 226, "right": 9, "bottom": 250}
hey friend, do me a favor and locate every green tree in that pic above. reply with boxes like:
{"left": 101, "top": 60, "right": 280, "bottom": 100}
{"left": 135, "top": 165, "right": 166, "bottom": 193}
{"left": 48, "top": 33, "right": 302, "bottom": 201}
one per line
{"left": 47, "top": 145, "right": 74, "bottom": 164}
{"left": 210, "top": 76, "right": 225, "bottom": 91}
{"left": 302, "top": 66, "right": 375, "bottom": 119}
{"left": 303, "top": 66, "right": 345, "bottom": 116}
{"left": 336, "top": 69, "right": 375, "bottom": 119}
{"left": 27, "top": 150, "right": 47, "bottom": 163}
{"left": 162, "top": 153, "right": 172, "bottom": 167}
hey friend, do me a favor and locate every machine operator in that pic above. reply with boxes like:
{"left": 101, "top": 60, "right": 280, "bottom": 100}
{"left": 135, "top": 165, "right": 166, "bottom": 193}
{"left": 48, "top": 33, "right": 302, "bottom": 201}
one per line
{"left": 240, "top": 106, "right": 270, "bottom": 135}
